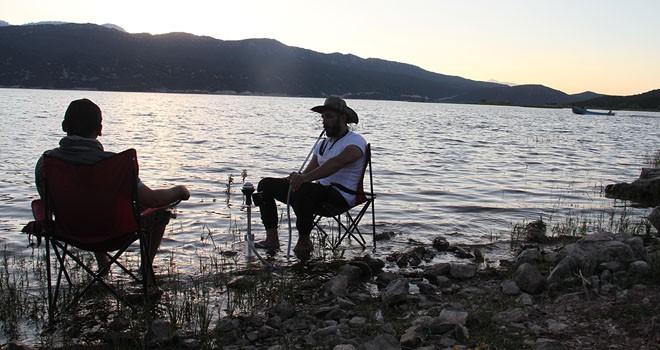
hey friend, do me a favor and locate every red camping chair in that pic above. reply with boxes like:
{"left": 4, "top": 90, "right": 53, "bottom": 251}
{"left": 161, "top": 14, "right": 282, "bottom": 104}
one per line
{"left": 313, "top": 144, "right": 376, "bottom": 250}
{"left": 29, "top": 149, "right": 155, "bottom": 317}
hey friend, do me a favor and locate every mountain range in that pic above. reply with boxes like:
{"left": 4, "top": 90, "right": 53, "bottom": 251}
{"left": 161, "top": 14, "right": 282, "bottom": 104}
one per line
{"left": 0, "top": 22, "right": 657, "bottom": 109}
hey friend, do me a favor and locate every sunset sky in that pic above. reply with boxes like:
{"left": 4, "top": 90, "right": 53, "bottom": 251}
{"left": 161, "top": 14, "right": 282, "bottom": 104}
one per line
{"left": 2, "top": 0, "right": 658, "bottom": 96}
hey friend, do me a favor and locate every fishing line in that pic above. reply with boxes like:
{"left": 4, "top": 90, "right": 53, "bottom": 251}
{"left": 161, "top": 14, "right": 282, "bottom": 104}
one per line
{"left": 286, "top": 129, "right": 326, "bottom": 260}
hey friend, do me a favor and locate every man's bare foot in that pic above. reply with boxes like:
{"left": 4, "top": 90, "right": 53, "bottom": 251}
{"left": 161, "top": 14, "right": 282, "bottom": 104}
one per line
{"left": 293, "top": 236, "right": 313, "bottom": 259}
{"left": 254, "top": 239, "right": 280, "bottom": 250}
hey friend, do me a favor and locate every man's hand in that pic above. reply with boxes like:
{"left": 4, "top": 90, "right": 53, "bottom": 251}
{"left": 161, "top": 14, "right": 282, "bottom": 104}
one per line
{"left": 287, "top": 172, "right": 307, "bottom": 192}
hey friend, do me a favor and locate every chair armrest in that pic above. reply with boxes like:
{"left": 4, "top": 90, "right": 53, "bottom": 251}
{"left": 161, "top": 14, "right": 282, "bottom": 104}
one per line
{"left": 140, "top": 200, "right": 182, "bottom": 217}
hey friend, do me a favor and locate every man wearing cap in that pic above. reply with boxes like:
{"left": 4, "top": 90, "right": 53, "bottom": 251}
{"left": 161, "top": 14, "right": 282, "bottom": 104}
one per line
{"left": 254, "top": 96, "right": 367, "bottom": 258}
{"left": 35, "top": 98, "right": 191, "bottom": 273}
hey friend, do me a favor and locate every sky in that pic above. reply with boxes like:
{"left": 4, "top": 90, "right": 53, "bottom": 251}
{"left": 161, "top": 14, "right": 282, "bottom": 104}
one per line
{"left": 1, "top": 0, "right": 659, "bottom": 96}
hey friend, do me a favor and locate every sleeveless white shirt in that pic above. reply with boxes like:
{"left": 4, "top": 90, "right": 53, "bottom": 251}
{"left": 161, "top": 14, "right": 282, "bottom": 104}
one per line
{"left": 314, "top": 131, "right": 367, "bottom": 206}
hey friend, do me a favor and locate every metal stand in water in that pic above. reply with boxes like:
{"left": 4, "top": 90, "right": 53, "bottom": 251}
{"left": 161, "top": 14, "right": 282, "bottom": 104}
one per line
{"left": 241, "top": 182, "right": 255, "bottom": 260}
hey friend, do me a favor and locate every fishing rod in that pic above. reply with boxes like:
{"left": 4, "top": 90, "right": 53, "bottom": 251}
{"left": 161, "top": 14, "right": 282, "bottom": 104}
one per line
{"left": 242, "top": 129, "right": 326, "bottom": 267}
{"left": 286, "top": 129, "right": 326, "bottom": 259}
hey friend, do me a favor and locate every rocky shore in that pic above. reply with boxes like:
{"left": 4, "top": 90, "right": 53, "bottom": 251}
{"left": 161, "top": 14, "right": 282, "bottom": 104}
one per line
{"left": 4, "top": 228, "right": 659, "bottom": 350}
{"left": 5, "top": 169, "right": 660, "bottom": 350}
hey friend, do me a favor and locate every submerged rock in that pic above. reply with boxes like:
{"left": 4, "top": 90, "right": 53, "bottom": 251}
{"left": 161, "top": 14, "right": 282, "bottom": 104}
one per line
{"left": 605, "top": 167, "right": 660, "bottom": 207}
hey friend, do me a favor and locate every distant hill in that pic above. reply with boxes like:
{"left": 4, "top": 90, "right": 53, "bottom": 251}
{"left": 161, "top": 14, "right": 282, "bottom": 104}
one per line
{"left": 1, "top": 22, "right": 656, "bottom": 109}
{"left": 0, "top": 23, "right": 504, "bottom": 101}
{"left": 453, "top": 84, "right": 602, "bottom": 106}
{"left": 573, "top": 89, "right": 660, "bottom": 111}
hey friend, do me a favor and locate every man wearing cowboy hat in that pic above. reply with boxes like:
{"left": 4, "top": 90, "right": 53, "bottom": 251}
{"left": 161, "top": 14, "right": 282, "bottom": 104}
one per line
{"left": 254, "top": 96, "right": 367, "bottom": 258}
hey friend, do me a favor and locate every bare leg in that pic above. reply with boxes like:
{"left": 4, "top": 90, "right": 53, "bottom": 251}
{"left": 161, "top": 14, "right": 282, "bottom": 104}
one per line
{"left": 148, "top": 224, "right": 166, "bottom": 265}
{"left": 255, "top": 228, "right": 280, "bottom": 249}
{"left": 94, "top": 251, "right": 110, "bottom": 274}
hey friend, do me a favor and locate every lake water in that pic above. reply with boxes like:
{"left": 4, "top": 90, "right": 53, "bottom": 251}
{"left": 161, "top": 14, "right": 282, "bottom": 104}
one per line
{"left": 1, "top": 88, "right": 659, "bottom": 271}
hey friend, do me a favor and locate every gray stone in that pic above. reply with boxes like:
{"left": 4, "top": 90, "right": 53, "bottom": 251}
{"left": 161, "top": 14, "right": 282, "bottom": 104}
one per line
{"left": 422, "top": 318, "right": 455, "bottom": 335}
{"left": 145, "top": 319, "right": 179, "bottom": 348}
{"left": 630, "top": 260, "right": 650, "bottom": 271}
{"left": 514, "top": 263, "right": 546, "bottom": 294}
{"left": 501, "top": 279, "right": 521, "bottom": 295}
{"left": 6, "top": 340, "right": 37, "bottom": 350}
{"left": 268, "top": 300, "right": 297, "bottom": 320}
{"left": 339, "top": 264, "right": 364, "bottom": 281}
{"left": 349, "top": 316, "right": 367, "bottom": 326}
{"left": 381, "top": 278, "right": 409, "bottom": 305}
{"left": 312, "top": 325, "right": 340, "bottom": 338}
{"left": 399, "top": 325, "right": 423, "bottom": 348}
{"left": 455, "top": 324, "right": 470, "bottom": 343}
{"left": 548, "top": 232, "right": 648, "bottom": 283}
{"left": 449, "top": 263, "right": 476, "bottom": 279}
{"left": 649, "top": 206, "right": 660, "bottom": 232}
{"left": 325, "top": 275, "right": 350, "bottom": 297}
{"left": 433, "top": 237, "right": 450, "bottom": 251}
{"left": 333, "top": 345, "right": 357, "bottom": 350}
{"left": 517, "top": 248, "right": 543, "bottom": 263}
{"left": 361, "top": 334, "right": 402, "bottom": 350}
{"left": 437, "top": 307, "right": 469, "bottom": 325}
{"left": 533, "top": 338, "right": 568, "bottom": 350}
{"left": 546, "top": 319, "right": 568, "bottom": 333}
{"left": 492, "top": 308, "right": 528, "bottom": 324}
{"left": 181, "top": 338, "right": 201, "bottom": 350}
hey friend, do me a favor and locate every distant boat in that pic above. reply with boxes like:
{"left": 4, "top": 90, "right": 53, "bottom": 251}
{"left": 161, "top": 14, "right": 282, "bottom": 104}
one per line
{"left": 572, "top": 107, "right": 615, "bottom": 116}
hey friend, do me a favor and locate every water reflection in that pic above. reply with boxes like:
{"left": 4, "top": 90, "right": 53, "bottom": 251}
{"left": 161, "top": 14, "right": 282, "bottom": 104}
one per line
{"left": 1, "top": 88, "right": 659, "bottom": 272}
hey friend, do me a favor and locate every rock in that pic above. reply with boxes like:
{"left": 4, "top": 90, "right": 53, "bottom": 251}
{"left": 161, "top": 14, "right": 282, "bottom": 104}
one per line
{"left": 349, "top": 316, "right": 367, "bottom": 326}
{"left": 268, "top": 300, "right": 297, "bottom": 320}
{"left": 514, "top": 263, "right": 546, "bottom": 294}
{"left": 333, "top": 345, "right": 357, "bottom": 350}
{"left": 109, "top": 316, "right": 130, "bottom": 331}
{"left": 605, "top": 168, "right": 660, "bottom": 207}
{"left": 629, "top": 260, "right": 650, "bottom": 272}
{"left": 422, "top": 317, "right": 456, "bottom": 335}
{"left": 433, "top": 237, "right": 450, "bottom": 251}
{"left": 339, "top": 264, "right": 364, "bottom": 282}
{"left": 358, "top": 254, "right": 386, "bottom": 273}
{"left": 376, "top": 271, "right": 400, "bottom": 287}
{"left": 145, "top": 319, "right": 179, "bottom": 348}
{"left": 325, "top": 275, "right": 349, "bottom": 297}
{"left": 399, "top": 325, "right": 423, "bottom": 348}
{"left": 533, "top": 338, "right": 568, "bottom": 350}
{"left": 181, "top": 338, "right": 201, "bottom": 350}
{"left": 546, "top": 319, "right": 568, "bottom": 333}
{"left": 311, "top": 325, "right": 340, "bottom": 338}
{"left": 6, "top": 340, "right": 37, "bottom": 350}
{"left": 226, "top": 275, "right": 255, "bottom": 290}
{"left": 547, "top": 232, "right": 647, "bottom": 284}
{"left": 649, "top": 206, "right": 660, "bottom": 232}
{"left": 347, "top": 261, "right": 373, "bottom": 279}
{"left": 454, "top": 324, "right": 470, "bottom": 343}
{"left": 473, "top": 247, "right": 485, "bottom": 263}
{"left": 449, "top": 263, "right": 476, "bottom": 279}
{"left": 502, "top": 279, "right": 521, "bottom": 296}
{"left": 361, "top": 334, "right": 402, "bottom": 350}
{"left": 492, "top": 308, "right": 528, "bottom": 324}
{"left": 423, "top": 263, "right": 450, "bottom": 284}
{"left": 437, "top": 307, "right": 469, "bottom": 325}
{"left": 381, "top": 278, "right": 409, "bottom": 305}
{"left": 517, "top": 248, "right": 543, "bottom": 263}
{"left": 525, "top": 220, "right": 547, "bottom": 243}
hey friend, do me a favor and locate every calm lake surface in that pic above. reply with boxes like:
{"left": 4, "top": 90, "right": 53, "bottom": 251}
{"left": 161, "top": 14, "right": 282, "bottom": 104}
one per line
{"left": 1, "top": 88, "right": 659, "bottom": 271}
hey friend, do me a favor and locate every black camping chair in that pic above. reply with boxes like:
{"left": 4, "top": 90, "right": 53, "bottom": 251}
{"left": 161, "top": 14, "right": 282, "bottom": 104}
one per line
{"left": 312, "top": 143, "right": 376, "bottom": 250}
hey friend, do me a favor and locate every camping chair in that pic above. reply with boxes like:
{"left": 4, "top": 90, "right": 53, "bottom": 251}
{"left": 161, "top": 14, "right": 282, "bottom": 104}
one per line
{"left": 27, "top": 149, "right": 156, "bottom": 317}
{"left": 313, "top": 143, "right": 376, "bottom": 250}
